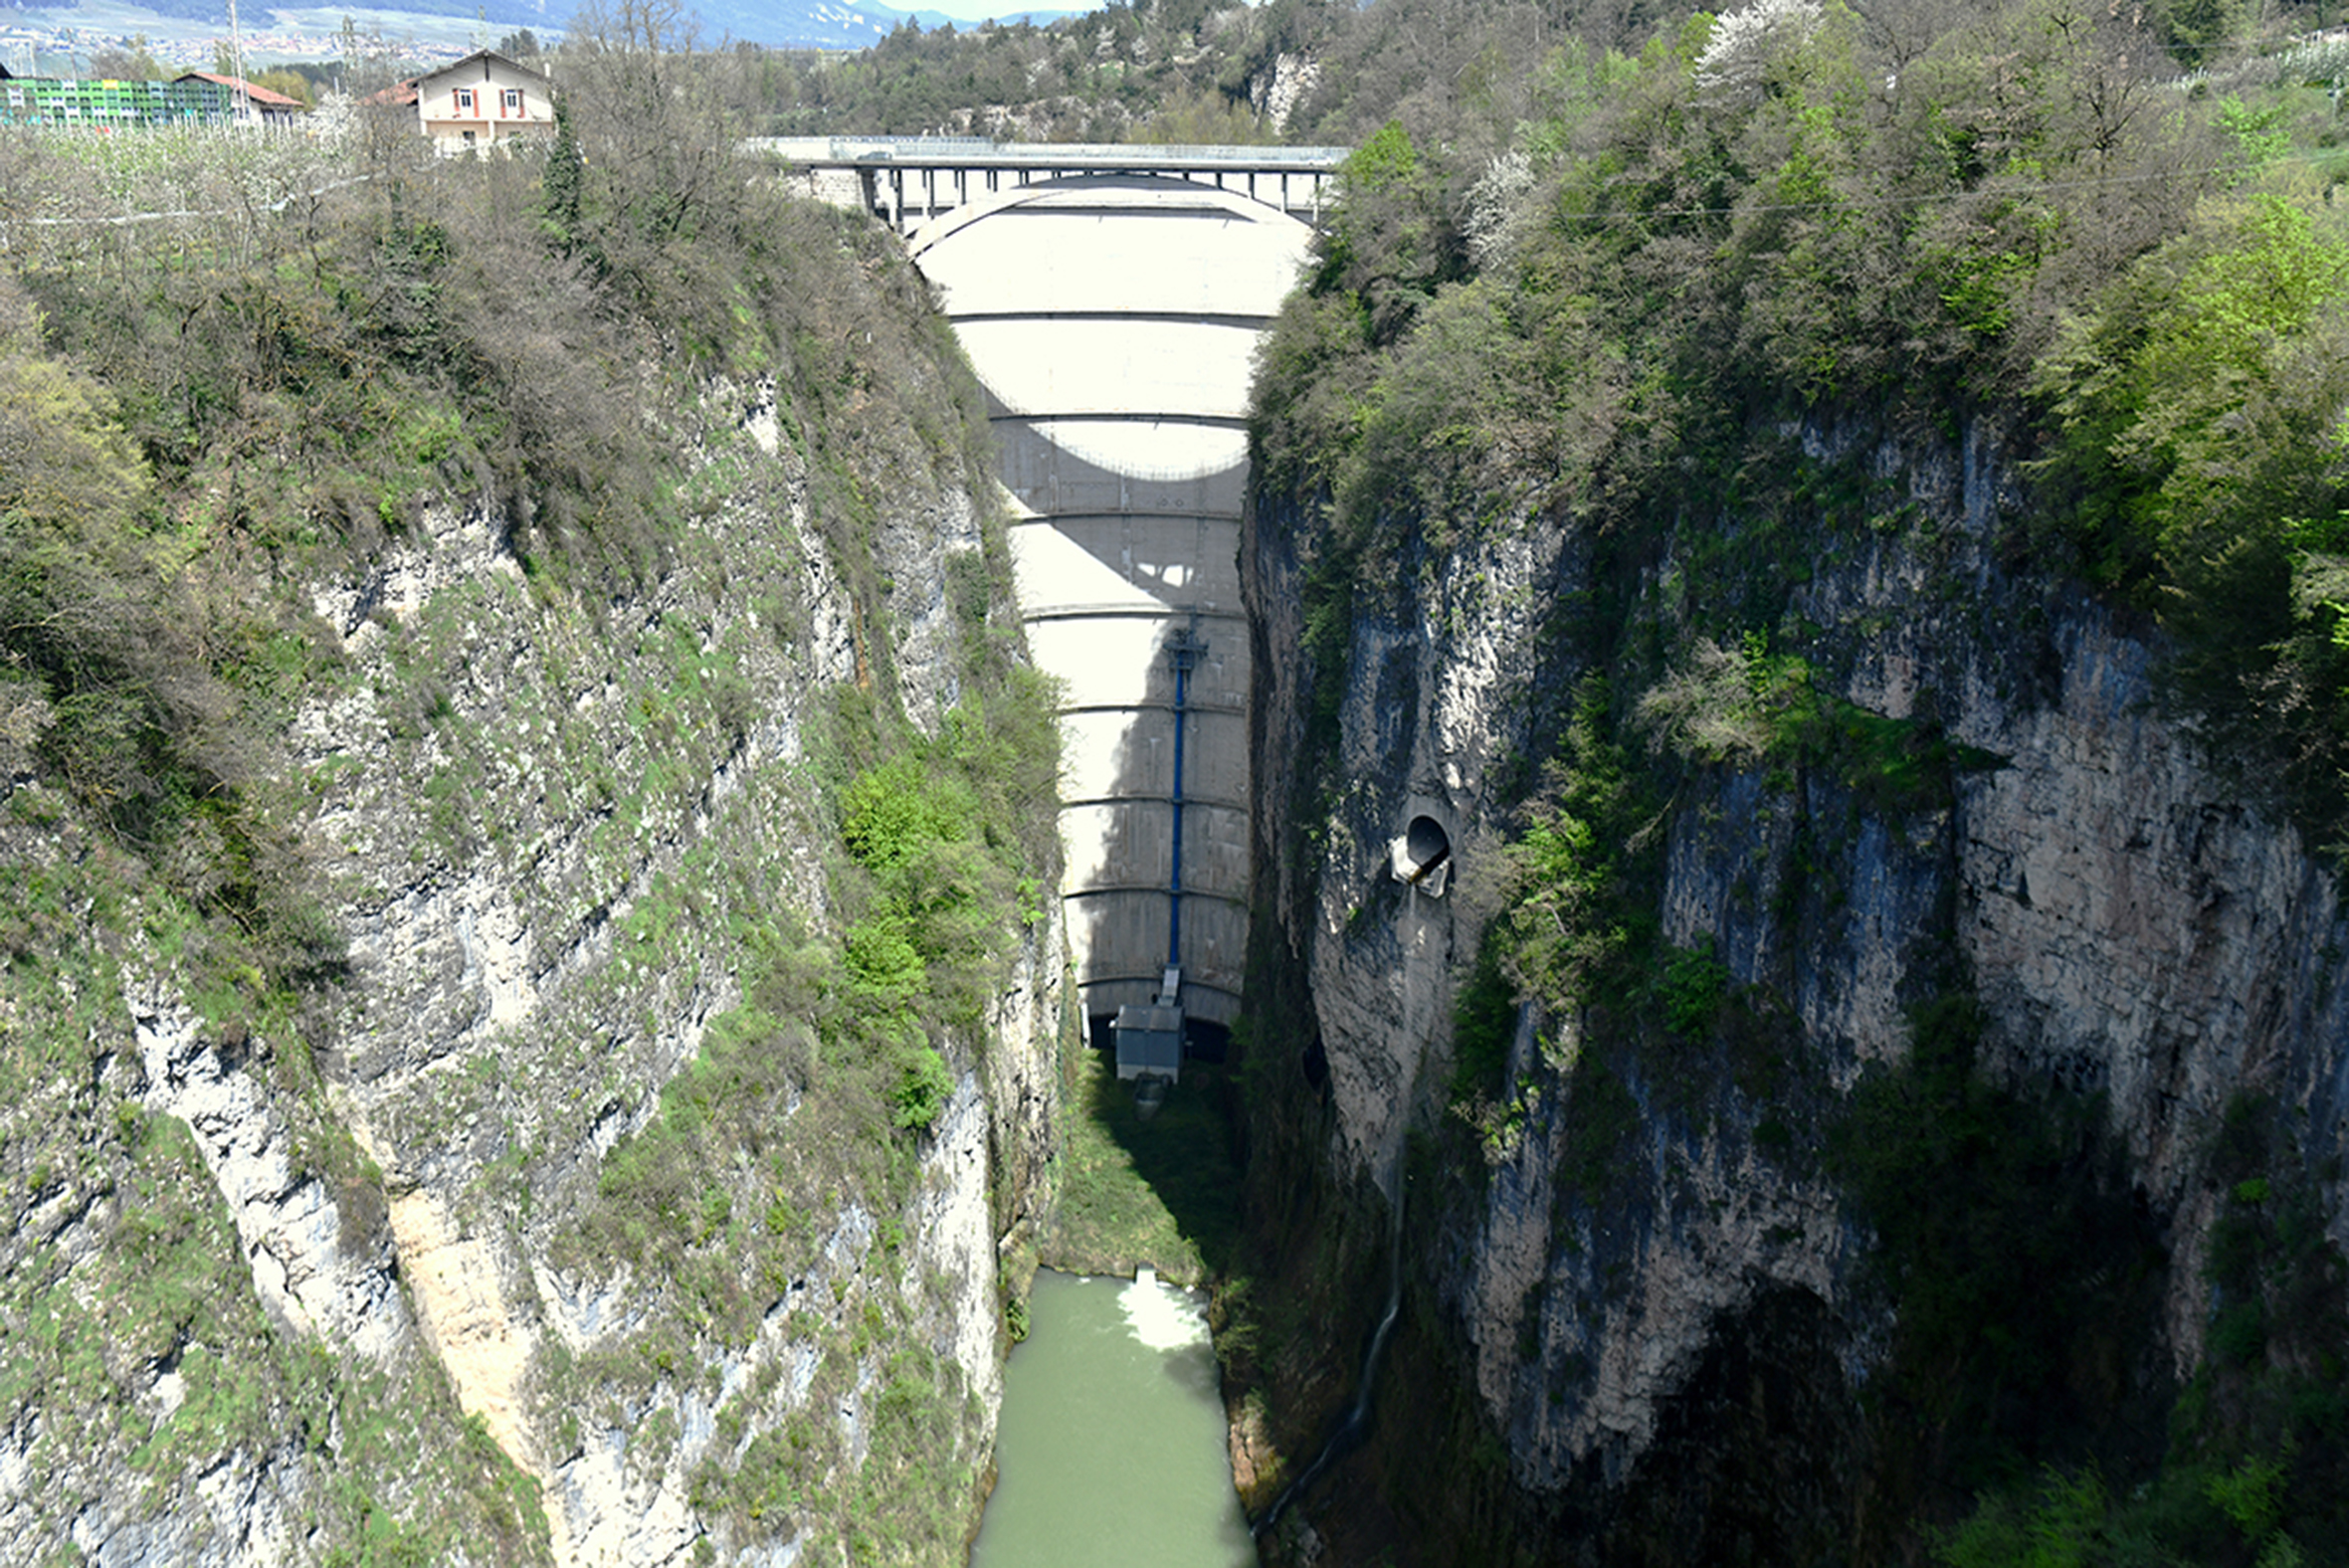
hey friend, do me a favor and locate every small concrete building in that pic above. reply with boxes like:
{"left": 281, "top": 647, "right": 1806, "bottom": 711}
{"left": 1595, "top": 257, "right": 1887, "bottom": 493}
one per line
{"left": 1113, "top": 1003, "right": 1184, "bottom": 1084}
{"left": 384, "top": 50, "right": 553, "bottom": 154}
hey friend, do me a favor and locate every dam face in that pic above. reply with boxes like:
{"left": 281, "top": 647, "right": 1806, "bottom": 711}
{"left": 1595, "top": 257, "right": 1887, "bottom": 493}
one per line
{"left": 907, "top": 175, "right": 1315, "bottom": 1034}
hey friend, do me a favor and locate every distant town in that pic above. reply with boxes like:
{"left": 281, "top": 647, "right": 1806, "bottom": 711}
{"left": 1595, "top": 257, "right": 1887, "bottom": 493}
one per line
{"left": 0, "top": 14, "right": 498, "bottom": 82}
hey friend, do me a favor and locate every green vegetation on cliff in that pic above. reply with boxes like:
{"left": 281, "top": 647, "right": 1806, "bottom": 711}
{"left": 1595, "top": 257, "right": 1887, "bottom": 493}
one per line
{"left": 0, "top": 15, "right": 1063, "bottom": 1560}
{"left": 1255, "top": 0, "right": 2349, "bottom": 839}
{"left": 1242, "top": 0, "right": 2349, "bottom": 1561}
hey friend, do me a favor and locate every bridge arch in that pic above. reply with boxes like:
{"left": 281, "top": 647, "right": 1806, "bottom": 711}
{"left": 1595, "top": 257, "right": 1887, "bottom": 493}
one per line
{"left": 904, "top": 170, "right": 1307, "bottom": 258}
{"left": 908, "top": 172, "right": 1316, "bottom": 1031}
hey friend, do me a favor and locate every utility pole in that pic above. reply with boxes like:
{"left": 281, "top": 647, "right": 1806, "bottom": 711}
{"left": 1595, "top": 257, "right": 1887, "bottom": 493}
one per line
{"left": 226, "top": 0, "right": 251, "bottom": 128}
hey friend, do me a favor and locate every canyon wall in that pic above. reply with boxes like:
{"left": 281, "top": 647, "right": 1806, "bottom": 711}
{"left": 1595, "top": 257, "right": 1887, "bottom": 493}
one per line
{"left": 1242, "top": 418, "right": 2349, "bottom": 1561}
{"left": 0, "top": 369, "right": 1063, "bottom": 1564}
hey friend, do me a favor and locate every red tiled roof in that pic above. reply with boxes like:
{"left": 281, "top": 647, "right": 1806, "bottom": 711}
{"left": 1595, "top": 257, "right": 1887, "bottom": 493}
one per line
{"left": 174, "top": 71, "right": 305, "bottom": 109}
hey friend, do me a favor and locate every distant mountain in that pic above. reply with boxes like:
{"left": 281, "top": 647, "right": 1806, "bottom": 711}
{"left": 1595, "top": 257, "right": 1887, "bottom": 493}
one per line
{"left": 686, "top": 0, "right": 1075, "bottom": 47}
{"left": 681, "top": 0, "right": 888, "bottom": 48}
{"left": 846, "top": 0, "right": 1077, "bottom": 32}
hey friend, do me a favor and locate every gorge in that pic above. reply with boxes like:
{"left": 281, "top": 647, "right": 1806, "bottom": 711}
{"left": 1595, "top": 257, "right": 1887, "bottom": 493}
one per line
{"left": 9, "top": 0, "right": 2349, "bottom": 1563}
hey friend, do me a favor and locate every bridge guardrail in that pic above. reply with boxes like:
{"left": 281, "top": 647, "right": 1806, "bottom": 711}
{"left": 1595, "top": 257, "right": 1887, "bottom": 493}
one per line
{"left": 747, "top": 135, "right": 1351, "bottom": 170}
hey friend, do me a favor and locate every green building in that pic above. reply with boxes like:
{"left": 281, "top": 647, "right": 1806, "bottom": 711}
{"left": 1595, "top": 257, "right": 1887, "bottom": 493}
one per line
{"left": 0, "top": 69, "right": 234, "bottom": 127}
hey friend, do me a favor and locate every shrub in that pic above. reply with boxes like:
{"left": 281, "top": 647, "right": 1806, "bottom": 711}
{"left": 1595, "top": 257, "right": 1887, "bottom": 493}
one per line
{"left": 1829, "top": 995, "right": 2165, "bottom": 1488}
{"left": 889, "top": 1044, "right": 953, "bottom": 1133}
{"left": 1449, "top": 939, "right": 1517, "bottom": 1103}
{"left": 842, "top": 757, "right": 970, "bottom": 874}
{"left": 1657, "top": 939, "right": 1729, "bottom": 1039}
{"left": 1498, "top": 678, "right": 1660, "bottom": 1014}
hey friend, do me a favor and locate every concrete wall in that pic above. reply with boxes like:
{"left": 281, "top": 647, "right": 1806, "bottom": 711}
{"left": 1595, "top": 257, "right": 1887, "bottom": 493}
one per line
{"left": 910, "top": 176, "right": 1313, "bottom": 1026}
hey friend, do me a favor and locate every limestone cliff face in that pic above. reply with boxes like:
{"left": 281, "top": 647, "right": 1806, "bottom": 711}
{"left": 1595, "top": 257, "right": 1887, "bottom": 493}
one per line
{"left": 1, "top": 373, "right": 1062, "bottom": 1564}
{"left": 1249, "top": 54, "right": 1323, "bottom": 136}
{"left": 1244, "top": 418, "right": 2349, "bottom": 1556}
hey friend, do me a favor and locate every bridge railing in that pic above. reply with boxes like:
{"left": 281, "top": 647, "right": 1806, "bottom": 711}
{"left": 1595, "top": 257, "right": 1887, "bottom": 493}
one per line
{"left": 753, "top": 135, "right": 1355, "bottom": 236}
{"left": 747, "top": 135, "right": 1353, "bottom": 171}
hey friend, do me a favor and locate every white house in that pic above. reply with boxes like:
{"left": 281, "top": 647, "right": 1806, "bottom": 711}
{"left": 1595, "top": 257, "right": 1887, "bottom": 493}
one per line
{"left": 385, "top": 49, "right": 553, "bottom": 154}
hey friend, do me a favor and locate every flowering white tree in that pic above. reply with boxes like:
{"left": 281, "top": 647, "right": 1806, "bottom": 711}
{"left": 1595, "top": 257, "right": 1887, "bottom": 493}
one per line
{"left": 1463, "top": 148, "right": 1534, "bottom": 269}
{"left": 1693, "top": 0, "right": 1825, "bottom": 105}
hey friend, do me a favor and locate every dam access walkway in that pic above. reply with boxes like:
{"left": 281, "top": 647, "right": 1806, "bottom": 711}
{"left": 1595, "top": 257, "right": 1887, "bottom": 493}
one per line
{"left": 756, "top": 138, "right": 1348, "bottom": 1044}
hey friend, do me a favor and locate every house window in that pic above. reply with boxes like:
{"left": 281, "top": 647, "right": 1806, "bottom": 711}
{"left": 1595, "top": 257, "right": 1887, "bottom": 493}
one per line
{"left": 455, "top": 88, "right": 475, "bottom": 110}
{"left": 502, "top": 89, "right": 522, "bottom": 111}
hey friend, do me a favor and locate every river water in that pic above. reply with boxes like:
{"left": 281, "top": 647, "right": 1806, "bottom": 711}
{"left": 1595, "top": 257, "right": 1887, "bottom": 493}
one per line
{"left": 968, "top": 1271, "right": 1254, "bottom": 1568}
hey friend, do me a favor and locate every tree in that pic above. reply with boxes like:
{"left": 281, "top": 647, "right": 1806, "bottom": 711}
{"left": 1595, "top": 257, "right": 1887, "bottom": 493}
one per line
{"left": 88, "top": 36, "right": 164, "bottom": 80}
{"left": 2037, "top": 194, "right": 2349, "bottom": 582}
{"left": 252, "top": 68, "right": 315, "bottom": 108}
{"left": 0, "top": 275, "right": 227, "bottom": 823}
{"left": 1693, "top": 0, "right": 1825, "bottom": 107}
{"left": 1126, "top": 84, "right": 1269, "bottom": 144}
{"left": 555, "top": 0, "right": 742, "bottom": 247}
{"left": 0, "top": 356, "right": 148, "bottom": 537}
{"left": 2147, "top": 0, "right": 2248, "bottom": 67}
{"left": 1314, "top": 119, "right": 1464, "bottom": 344}
{"left": 540, "top": 96, "right": 584, "bottom": 254}
{"left": 336, "top": 17, "right": 405, "bottom": 97}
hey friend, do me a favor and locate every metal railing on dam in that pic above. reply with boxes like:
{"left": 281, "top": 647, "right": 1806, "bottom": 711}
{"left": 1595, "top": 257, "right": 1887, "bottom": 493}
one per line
{"left": 750, "top": 135, "right": 1350, "bottom": 237}
{"left": 890, "top": 167, "right": 1327, "bottom": 1034}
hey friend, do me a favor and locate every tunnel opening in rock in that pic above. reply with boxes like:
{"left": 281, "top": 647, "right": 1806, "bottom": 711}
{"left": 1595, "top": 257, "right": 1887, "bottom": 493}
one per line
{"left": 1391, "top": 814, "right": 1453, "bottom": 893}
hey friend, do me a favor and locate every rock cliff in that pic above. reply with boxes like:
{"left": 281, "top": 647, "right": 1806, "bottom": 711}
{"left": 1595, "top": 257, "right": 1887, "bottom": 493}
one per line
{"left": 1240, "top": 417, "right": 2349, "bottom": 1561}
{"left": 1, "top": 362, "right": 1063, "bottom": 1563}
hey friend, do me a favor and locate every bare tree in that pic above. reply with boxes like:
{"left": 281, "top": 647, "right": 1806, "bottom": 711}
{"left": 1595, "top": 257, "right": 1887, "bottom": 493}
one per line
{"left": 556, "top": 0, "right": 746, "bottom": 246}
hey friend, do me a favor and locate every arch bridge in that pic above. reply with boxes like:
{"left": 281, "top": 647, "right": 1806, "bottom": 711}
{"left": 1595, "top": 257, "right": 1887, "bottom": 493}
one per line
{"left": 758, "top": 138, "right": 1350, "bottom": 1040}
{"left": 752, "top": 136, "right": 1346, "bottom": 236}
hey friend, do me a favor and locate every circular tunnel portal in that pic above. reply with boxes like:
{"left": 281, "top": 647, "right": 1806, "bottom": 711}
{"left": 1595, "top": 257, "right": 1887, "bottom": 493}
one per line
{"left": 1392, "top": 814, "right": 1453, "bottom": 889}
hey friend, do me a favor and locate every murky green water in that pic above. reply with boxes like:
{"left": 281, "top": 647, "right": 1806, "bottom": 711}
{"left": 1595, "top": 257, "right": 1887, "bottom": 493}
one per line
{"left": 969, "top": 1271, "right": 1255, "bottom": 1568}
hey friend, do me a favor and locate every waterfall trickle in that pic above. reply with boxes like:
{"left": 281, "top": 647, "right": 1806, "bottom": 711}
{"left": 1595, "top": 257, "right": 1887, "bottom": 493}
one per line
{"left": 1250, "top": 1177, "right": 1406, "bottom": 1538}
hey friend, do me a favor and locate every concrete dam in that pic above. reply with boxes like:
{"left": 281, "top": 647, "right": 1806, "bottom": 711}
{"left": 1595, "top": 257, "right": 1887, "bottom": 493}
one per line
{"left": 771, "top": 139, "right": 1346, "bottom": 1044}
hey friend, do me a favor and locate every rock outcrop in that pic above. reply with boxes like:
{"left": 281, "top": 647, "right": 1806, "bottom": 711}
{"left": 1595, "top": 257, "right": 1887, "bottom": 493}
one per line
{"left": 1243, "top": 417, "right": 2349, "bottom": 1559}
{"left": 1, "top": 361, "right": 1063, "bottom": 1563}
